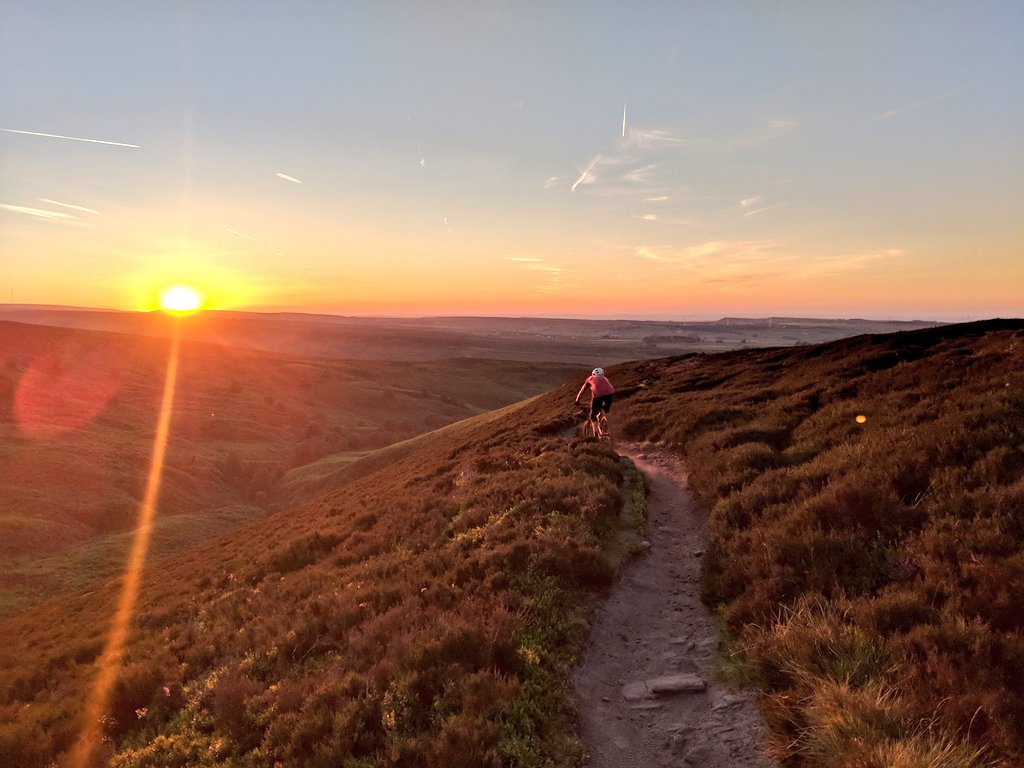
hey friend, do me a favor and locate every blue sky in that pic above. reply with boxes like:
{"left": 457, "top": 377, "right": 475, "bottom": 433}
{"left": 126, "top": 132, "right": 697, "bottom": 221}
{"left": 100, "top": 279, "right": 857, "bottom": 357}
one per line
{"left": 1, "top": 1, "right": 1022, "bottom": 318}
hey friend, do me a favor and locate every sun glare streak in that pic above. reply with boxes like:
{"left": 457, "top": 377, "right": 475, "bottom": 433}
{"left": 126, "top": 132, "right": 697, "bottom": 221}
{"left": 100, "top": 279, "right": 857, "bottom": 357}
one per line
{"left": 67, "top": 323, "right": 181, "bottom": 768}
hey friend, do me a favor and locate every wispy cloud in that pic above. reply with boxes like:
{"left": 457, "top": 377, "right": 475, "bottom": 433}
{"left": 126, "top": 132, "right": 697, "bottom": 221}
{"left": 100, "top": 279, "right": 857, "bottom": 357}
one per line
{"left": 744, "top": 204, "right": 784, "bottom": 217}
{"left": 38, "top": 198, "right": 101, "bottom": 215}
{"left": 505, "top": 256, "right": 544, "bottom": 263}
{"left": 626, "top": 164, "right": 658, "bottom": 183}
{"left": 543, "top": 176, "right": 562, "bottom": 190}
{"left": 646, "top": 195, "right": 669, "bottom": 202}
{"left": 2, "top": 128, "right": 139, "bottom": 148}
{"left": 798, "top": 249, "right": 905, "bottom": 276}
{"left": 1, "top": 203, "right": 92, "bottom": 226}
{"left": 276, "top": 172, "right": 303, "bottom": 184}
{"left": 866, "top": 89, "right": 965, "bottom": 125}
{"left": 571, "top": 153, "right": 604, "bottom": 192}
{"left": 740, "top": 195, "right": 763, "bottom": 209}
{"left": 632, "top": 240, "right": 782, "bottom": 269}
{"left": 225, "top": 228, "right": 258, "bottom": 240}
{"left": 637, "top": 214, "right": 659, "bottom": 222}
{"left": 623, "top": 127, "right": 692, "bottom": 149}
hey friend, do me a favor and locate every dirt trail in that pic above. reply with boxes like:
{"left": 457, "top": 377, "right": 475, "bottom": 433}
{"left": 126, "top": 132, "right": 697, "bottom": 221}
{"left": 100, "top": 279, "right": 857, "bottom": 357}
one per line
{"left": 574, "top": 446, "right": 776, "bottom": 767}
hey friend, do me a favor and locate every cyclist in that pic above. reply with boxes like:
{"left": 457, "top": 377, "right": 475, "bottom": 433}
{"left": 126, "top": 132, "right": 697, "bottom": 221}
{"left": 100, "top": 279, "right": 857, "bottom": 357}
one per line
{"left": 575, "top": 367, "right": 614, "bottom": 429}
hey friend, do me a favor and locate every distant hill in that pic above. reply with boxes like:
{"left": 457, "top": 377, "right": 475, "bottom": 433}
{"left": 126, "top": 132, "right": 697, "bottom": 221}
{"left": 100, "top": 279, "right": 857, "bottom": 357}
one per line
{"left": 0, "top": 305, "right": 944, "bottom": 364}
{"left": 0, "top": 320, "right": 577, "bottom": 615}
{"left": 1, "top": 318, "right": 1020, "bottom": 767}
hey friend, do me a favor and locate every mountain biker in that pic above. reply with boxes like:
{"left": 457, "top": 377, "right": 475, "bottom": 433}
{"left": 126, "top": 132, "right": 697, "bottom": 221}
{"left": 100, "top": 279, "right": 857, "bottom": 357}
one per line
{"left": 575, "top": 367, "right": 614, "bottom": 419}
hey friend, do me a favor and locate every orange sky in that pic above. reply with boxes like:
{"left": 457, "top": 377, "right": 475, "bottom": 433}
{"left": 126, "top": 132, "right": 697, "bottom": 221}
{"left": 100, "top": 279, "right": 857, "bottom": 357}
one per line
{"left": 2, "top": 3, "right": 1022, "bottom": 320}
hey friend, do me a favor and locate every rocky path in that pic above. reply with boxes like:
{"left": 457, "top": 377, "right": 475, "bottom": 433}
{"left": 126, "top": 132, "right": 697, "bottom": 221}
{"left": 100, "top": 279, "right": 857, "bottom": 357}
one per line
{"left": 573, "top": 447, "right": 776, "bottom": 767}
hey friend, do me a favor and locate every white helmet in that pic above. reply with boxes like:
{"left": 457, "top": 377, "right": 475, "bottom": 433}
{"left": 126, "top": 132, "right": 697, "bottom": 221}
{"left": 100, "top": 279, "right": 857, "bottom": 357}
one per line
{"left": 592, "top": 368, "right": 605, "bottom": 376}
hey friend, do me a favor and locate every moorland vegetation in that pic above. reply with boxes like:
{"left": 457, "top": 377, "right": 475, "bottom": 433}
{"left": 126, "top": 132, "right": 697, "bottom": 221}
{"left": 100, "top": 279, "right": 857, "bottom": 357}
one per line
{"left": 0, "top": 384, "right": 641, "bottom": 767}
{"left": 614, "top": 319, "right": 1024, "bottom": 766}
{"left": 0, "top": 320, "right": 575, "bottom": 614}
{"left": 2, "top": 318, "right": 1021, "bottom": 767}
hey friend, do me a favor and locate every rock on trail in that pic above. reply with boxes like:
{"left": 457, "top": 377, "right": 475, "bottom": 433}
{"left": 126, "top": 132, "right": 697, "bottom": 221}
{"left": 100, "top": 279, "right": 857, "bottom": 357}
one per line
{"left": 573, "top": 447, "right": 775, "bottom": 767}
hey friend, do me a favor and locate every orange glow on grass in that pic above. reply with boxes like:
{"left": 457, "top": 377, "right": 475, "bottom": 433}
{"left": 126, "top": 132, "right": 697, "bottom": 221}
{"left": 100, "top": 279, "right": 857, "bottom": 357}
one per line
{"left": 67, "top": 323, "right": 182, "bottom": 768}
{"left": 159, "top": 284, "right": 204, "bottom": 315}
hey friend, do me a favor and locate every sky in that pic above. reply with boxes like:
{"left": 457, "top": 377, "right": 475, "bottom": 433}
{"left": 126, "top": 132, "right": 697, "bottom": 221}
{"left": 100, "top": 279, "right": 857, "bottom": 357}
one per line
{"left": 1, "top": 1, "right": 1022, "bottom": 320}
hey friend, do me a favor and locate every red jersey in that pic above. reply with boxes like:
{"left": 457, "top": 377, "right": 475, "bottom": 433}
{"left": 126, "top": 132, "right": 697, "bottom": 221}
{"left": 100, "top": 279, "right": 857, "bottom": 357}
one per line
{"left": 585, "top": 374, "right": 614, "bottom": 397}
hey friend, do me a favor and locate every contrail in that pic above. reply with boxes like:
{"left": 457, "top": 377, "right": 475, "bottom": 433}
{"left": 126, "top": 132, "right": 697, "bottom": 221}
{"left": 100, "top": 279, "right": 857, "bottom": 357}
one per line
{"left": 571, "top": 153, "right": 602, "bottom": 193}
{"left": 225, "top": 228, "right": 257, "bottom": 240}
{"left": 38, "top": 198, "right": 101, "bottom": 215}
{"left": 2, "top": 128, "right": 139, "bottom": 148}
{"left": 622, "top": 99, "right": 627, "bottom": 138}
{"left": 1, "top": 203, "right": 77, "bottom": 220}
{"left": 276, "top": 172, "right": 303, "bottom": 184}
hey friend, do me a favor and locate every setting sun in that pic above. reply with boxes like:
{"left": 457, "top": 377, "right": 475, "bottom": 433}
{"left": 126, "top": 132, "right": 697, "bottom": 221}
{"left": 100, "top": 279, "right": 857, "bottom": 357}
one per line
{"left": 159, "top": 285, "right": 203, "bottom": 314}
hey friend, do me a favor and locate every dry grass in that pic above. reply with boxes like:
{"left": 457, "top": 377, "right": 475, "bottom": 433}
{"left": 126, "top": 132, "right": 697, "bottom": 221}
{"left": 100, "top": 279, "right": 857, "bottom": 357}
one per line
{"left": 3, "top": 318, "right": 1022, "bottom": 766}
{"left": 0, "top": 367, "right": 637, "bottom": 767}
{"left": 613, "top": 319, "right": 1024, "bottom": 766}
{"left": 0, "top": 321, "right": 576, "bottom": 614}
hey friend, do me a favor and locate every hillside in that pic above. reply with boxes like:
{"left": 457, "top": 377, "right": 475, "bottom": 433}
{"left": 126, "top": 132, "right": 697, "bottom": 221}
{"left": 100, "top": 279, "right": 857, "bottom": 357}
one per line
{"left": 1, "top": 319, "right": 1021, "bottom": 767}
{"left": 0, "top": 379, "right": 636, "bottom": 767}
{"left": 612, "top": 319, "right": 1024, "bottom": 765}
{"left": 0, "top": 320, "right": 577, "bottom": 615}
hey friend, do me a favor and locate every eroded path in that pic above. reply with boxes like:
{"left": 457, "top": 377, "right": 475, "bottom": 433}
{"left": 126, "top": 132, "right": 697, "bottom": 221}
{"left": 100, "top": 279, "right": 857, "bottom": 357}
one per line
{"left": 574, "top": 447, "right": 776, "bottom": 767}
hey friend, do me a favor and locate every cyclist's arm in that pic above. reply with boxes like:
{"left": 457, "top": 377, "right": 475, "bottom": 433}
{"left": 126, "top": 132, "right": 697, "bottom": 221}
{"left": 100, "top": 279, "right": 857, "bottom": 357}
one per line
{"left": 574, "top": 381, "right": 590, "bottom": 402}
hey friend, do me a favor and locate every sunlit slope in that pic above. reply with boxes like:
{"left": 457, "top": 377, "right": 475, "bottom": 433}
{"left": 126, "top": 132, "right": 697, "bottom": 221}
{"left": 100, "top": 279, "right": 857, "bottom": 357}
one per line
{"left": 0, "top": 321, "right": 577, "bottom": 615}
{"left": 611, "top": 319, "right": 1024, "bottom": 765}
{"left": 5, "top": 319, "right": 1021, "bottom": 767}
{"left": 0, "top": 375, "right": 633, "bottom": 767}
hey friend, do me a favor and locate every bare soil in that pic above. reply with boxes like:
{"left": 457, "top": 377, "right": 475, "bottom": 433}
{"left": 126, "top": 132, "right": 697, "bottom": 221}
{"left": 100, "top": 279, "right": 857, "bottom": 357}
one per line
{"left": 574, "top": 446, "right": 776, "bottom": 767}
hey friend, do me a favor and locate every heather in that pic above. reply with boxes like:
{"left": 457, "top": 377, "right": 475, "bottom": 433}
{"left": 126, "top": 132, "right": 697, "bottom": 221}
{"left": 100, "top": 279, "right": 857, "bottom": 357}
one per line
{"left": 614, "top": 320, "right": 1024, "bottom": 766}
{"left": 0, "top": 394, "right": 637, "bottom": 767}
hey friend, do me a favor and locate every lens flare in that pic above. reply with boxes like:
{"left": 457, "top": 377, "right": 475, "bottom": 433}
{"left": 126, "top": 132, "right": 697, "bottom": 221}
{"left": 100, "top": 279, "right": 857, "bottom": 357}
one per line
{"left": 856, "top": 414, "right": 867, "bottom": 424}
{"left": 67, "top": 325, "right": 182, "bottom": 768}
{"left": 159, "top": 285, "right": 203, "bottom": 314}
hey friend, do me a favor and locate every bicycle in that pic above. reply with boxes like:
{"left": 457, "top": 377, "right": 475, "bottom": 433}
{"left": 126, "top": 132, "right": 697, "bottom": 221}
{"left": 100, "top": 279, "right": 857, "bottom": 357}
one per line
{"left": 576, "top": 400, "right": 613, "bottom": 446}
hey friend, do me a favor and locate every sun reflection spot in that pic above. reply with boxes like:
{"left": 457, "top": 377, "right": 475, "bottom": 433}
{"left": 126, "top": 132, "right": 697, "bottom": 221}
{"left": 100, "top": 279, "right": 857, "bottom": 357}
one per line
{"left": 159, "top": 284, "right": 203, "bottom": 314}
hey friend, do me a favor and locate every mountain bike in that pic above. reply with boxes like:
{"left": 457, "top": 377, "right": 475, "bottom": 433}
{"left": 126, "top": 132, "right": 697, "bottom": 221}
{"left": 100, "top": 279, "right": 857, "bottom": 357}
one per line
{"left": 577, "top": 401, "right": 613, "bottom": 446}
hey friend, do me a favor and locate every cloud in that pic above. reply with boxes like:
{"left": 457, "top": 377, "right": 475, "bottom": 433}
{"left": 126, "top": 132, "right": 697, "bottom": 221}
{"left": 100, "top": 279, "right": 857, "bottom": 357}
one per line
{"left": 637, "top": 214, "right": 659, "bottom": 222}
{"left": 505, "top": 256, "right": 544, "bottom": 263}
{"left": 866, "top": 89, "right": 965, "bottom": 125}
{"left": 632, "top": 240, "right": 782, "bottom": 270}
{"left": 225, "top": 228, "right": 258, "bottom": 240}
{"left": 0, "top": 203, "right": 92, "bottom": 227}
{"left": 634, "top": 247, "right": 666, "bottom": 262}
{"left": 571, "top": 153, "right": 604, "bottom": 192}
{"left": 740, "top": 196, "right": 763, "bottom": 208}
{"left": 276, "top": 172, "right": 303, "bottom": 184}
{"left": 646, "top": 195, "right": 669, "bottom": 202}
{"left": 798, "top": 249, "right": 905, "bottom": 276}
{"left": 626, "top": 164, "right": 658, "bottom": 183}
{"left": 744, "top": 204, "right": 784, "bottom": 217}
{"left": 543, "top": 176, "right": 561, "bottom": 190}
{"left": 38, "top": 198, "right": 101, "bottom": 215}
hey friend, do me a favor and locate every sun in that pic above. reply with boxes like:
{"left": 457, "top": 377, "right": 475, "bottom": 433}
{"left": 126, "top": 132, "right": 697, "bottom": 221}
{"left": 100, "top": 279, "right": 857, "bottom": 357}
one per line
{"left": 159, "top": 284, "right": 204, "bottom": 315}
